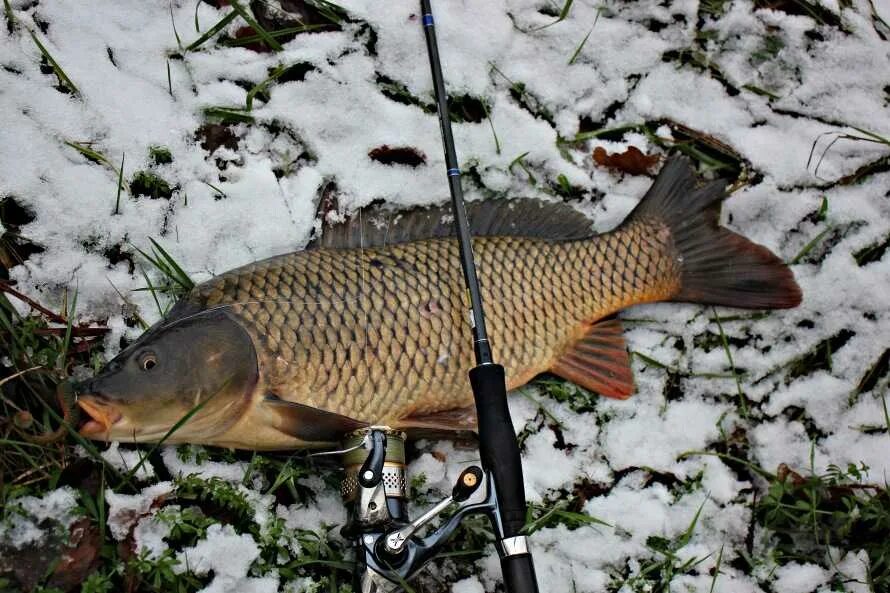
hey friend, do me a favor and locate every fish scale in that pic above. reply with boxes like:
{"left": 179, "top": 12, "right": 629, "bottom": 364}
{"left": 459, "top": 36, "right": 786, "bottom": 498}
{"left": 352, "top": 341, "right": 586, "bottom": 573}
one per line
{"left": 189, "top": 221, "right": 678, "bottom": 425}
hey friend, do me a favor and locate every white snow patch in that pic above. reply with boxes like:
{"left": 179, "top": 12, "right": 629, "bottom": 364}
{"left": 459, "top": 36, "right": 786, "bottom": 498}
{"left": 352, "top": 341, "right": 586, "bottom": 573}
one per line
{"left": 100, "top": 442, "right": 156, "bottom": 480}
{"left": 0, "top": 487, "right": 80, "bottom": 549}
{"left": 175, "top": 523, "right": 277, "bottom": 593}
{"left": 773, "top": 562, "right": 831, "bottom": 593}
{"left": 105, "top": 482, "right": 175, "bottom": 541}
{"left": 162, "top": 446, "right": 252, "bottom": 484}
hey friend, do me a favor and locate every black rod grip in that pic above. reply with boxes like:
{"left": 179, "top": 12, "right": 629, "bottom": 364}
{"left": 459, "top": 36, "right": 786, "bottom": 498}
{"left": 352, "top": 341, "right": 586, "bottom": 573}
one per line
{"left": 501, "top": 555, "right": 539, "bottom": 593}
{"left": 469, "top": 364, "right": 527, "bottom": 536}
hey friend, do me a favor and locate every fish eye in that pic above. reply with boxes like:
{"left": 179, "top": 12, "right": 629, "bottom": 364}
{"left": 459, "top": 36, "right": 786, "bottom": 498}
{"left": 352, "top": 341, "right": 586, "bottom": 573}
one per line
{"left": 139, "top": 352, "right": 158, "bottom": 371}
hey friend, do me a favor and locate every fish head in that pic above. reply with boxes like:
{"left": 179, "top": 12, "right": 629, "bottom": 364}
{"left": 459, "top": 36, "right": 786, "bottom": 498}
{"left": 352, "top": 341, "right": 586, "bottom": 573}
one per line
{"left": 74, "top": 309, "right": 258, "bottom": 443}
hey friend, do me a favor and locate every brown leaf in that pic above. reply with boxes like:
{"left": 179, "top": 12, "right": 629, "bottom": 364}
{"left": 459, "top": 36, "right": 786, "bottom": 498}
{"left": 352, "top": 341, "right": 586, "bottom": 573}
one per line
{"left": 196, "top": 123, "right": 239, "bottom": 154}
{"left": 233, "top": 26, "right": 272, "bottom": 53}
{"left": 592, "top": 146, "right": 661, "bottom": 176}
{"left": 776, "top": 463, "right": 806, "bottom": 486}
{"left": 368, "top": 145, "right": 426, "bottom": 167}
{"left": 47, "top": 519, "right": 101, "bottom": 592}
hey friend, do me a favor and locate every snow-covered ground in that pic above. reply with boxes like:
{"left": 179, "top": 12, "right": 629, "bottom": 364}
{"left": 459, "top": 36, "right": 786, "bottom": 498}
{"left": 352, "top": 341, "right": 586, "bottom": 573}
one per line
{"left": 2, "top": 1, "right": 889, "bottom": 592}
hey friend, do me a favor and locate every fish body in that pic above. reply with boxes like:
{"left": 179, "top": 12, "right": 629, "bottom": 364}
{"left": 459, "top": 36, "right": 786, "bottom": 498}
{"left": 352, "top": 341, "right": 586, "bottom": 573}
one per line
{"left": 75, "top": 158, "right": 801, "bottom": 449}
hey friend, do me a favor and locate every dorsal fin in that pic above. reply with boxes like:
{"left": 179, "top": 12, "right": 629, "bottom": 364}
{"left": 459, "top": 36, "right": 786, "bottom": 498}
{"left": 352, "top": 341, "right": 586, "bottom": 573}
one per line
{"left": 307, "top": 196, "right": 596, "bottom": 250}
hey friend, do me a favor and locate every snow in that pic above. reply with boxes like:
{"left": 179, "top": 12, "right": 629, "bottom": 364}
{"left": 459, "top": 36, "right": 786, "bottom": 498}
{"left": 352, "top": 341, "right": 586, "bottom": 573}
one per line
{"left": 0, "top": 487, "right": 80, "bottom": 549}
{"left": 161, "top": 446, "right": 252, "bottom": 484}
{"left": 105, "top": 482, "right": 175, "bottom": 540}
{"left": 99, "top": 442, "right": 156, "bottom": 480}
{"left": 451, "top": 576, "right": 485, "bottom": 593}
{"left": 2, "top": 0, "right": 889, "bottom": 591}
{"left": 773, "top": 562, "right": 831, "bottom": 593}
{"left": 175, "top": 524, "right": 278, "bottom": 593}
{"left": 132, "top": 509, "right": 174, "bottom": 560}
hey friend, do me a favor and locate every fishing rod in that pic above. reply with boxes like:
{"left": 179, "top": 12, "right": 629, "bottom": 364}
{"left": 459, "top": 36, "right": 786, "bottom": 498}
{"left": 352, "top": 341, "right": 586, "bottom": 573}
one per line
{"left": 336, "top": 2, "right": 539, "bottom": 592}
{"left": 418, "top": 1, "right": 539, "bottom": 591}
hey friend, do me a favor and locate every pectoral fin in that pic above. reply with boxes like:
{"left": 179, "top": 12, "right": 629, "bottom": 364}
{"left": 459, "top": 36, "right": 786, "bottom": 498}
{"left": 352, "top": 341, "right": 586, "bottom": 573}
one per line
{"left": 263, "top": 395, "right": 367, "bottom": 443}
{"left": 550, "top": 318, "right": 635, "bottom": 399}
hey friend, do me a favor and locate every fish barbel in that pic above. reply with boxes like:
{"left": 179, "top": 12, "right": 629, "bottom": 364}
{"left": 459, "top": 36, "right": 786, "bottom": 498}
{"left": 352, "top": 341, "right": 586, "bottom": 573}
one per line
{"left": 74, "top": 157, "right": 801, "bottom": 449}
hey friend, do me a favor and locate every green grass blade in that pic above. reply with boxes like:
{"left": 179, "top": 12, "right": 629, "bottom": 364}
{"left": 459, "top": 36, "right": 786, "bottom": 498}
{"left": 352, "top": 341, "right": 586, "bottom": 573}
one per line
{"left": 148, "top": 238, "right": 194, "bottom": 291}
{"left": 224, "top": 23, "right": 328, "bottom": 46}
{"left": 125, "top": 382, "right": 229, "bottom": 481}
{"left": 245, "top": 64, "right": 288, "bottom": 111}
{"left": 742, "top": 84, "right": 780, "bottom": 100}
{"left": 3, "top": 0, "right": 16, "bottom": 30}
{"left": 480, "top": 99, "right": 501, "bottom": 154}
{"left": 564, "top": 123, "right": 645, "bottom": 144}
{"left": 882, "top": 393, "right": 890, "bottom": 443}
{"left": 229, "top": 0, "right": 283, "bottom": 51}
{"left": 849, "top": 125, "right": 890, "bottom": 147}
{"left": 28, "top": 29, "right": 80, "bottom": 96}
{"left": 633, "top": 350, "right": 670, "bottom": 370}
{"left": 64, "top": 141, "right": 117, "bottom": 173}
{"left": 113, "top": 152, "right": 125, "bottom": 215}
{"left": 194, "top": 0, "right": 202, "bottom": 31}
{"left": 567, "top": 26, "right": 593, "bottom": 65}
{"left": 169, "top": 1, "right": 182, "bottom": 48}
{"left": 679, "top": 450, "right": 774, "bottom": 479}
{"left": 185, "top": 9, "right": 238, "bottom": 51}
{"left": 57, "top": 290, "right": 76, "bottom": 373}
{"left": 139, "top": 266, "right": 165, "bottom": 317}
{"left": 203, "top": 106, "right": 255, "bottom": 123}
{"left": 790, "top": 225, "right": 832, "bottom": 264}
{"left": 712, "top": 307, "right": 747, "bottom": 417}
{"left": 533, "top": 0, "right": 575, "bottom": 30}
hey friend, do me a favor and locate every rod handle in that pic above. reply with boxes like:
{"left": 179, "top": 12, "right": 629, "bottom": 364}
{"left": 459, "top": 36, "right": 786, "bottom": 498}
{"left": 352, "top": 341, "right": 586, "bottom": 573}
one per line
{"left": 469, "top": 364, "right": 527, "bottom": 536}
{"left": 501, "top": 555, "right": 539, "bottom": 593}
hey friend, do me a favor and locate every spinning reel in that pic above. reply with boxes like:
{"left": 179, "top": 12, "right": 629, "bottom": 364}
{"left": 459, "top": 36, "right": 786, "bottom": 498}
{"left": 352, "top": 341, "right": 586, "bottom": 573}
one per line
{"left": 338, "top": 427, "right": 529, "bottom": 592}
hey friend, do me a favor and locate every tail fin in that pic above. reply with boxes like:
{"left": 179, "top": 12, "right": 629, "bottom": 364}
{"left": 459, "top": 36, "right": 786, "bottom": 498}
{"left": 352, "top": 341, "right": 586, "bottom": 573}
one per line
{"left": 630, "top": 156, "right": 802, "bottom": 309}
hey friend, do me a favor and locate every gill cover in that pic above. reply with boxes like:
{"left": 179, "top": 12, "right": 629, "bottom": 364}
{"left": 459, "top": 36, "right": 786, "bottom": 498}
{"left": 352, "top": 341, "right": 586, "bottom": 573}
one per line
{"left": 76, "top": 308, "right": 258, "bottom": 440}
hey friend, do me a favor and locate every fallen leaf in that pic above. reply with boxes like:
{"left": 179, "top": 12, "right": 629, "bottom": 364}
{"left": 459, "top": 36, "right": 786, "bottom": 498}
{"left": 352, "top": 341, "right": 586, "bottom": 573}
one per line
{"left": 47, "top": 519, "right": 102, "bottom": 592}
{"left": 368, "top": 145, "right": 426, "bottom": 167}
{"left": 196, "top": 123, "right": 239, "bottom": 154}
{"left": 592, "top": 146, "right": 661, "bottom": 176}
{"left": 233, "top": 26, "right": 272, "bottom": 53}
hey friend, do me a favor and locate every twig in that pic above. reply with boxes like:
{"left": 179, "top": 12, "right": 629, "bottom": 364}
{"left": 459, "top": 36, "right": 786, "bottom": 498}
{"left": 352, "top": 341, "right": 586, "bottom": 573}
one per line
{"left": 33, "top": 326, "right": 109, "bottom": 337}
{"left": 0, "top": 365, "right": 41, "bottom": 388}
{"left": 0, "top": 281, "right": 67, "bottom": 323}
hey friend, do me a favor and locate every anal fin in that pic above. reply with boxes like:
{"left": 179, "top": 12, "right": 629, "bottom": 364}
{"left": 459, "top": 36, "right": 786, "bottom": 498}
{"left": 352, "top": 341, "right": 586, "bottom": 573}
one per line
{"left": 550, "top": 318, "right": 634, "bottom": 399}
{"left": 393, "top": 405, "right": 478, "bottom": 437}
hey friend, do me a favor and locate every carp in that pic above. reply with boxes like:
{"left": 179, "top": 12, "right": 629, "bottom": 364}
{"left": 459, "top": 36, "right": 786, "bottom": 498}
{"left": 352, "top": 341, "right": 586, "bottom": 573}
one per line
{"left": 74, "top": 157, "right": 801, "bottom": 449}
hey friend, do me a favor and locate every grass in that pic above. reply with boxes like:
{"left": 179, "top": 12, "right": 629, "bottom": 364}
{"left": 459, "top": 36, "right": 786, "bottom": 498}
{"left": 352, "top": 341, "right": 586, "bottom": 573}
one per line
{"left": 184, "top": 0, "right": 342, "bottom": 53}
{"left": 64, "top": 141, "right": 118, "bottom": 173}
{"left": 807, "top": 126, "right": 890, "bottom": 180}
{"left": 621, "top": 500, "right": 711, "bottom": 593}
{"left": 712, "top": 307, "right": 748, "bottom": 417}
{"left": 755, "top": 462, "right": 890, "bottom": 591}
{"left": 523, "top": 498, "right": 610, "bottom": 535}
{"left": 132, "top": 238, "right": 195, "bottom": 301}
{"left": 28, "top": 29, "right": 79, "bottom": 96}
{"left": 113, "top": 153, "right": 125, "bottom": 215}
{"left": 228, "top": 1, "right": 283, "bottom": 51}
{"left": 532, "top": 0, "right": 574, "bottom": 31}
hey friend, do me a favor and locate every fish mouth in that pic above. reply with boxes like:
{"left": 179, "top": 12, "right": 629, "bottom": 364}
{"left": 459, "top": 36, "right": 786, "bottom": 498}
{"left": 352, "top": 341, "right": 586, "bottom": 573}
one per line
{"left": 77, "top": 395, "right": 123, "bottom": 438}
